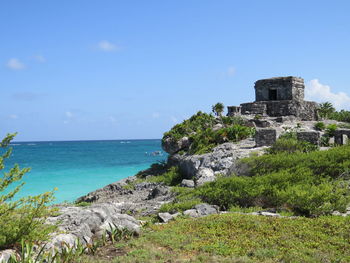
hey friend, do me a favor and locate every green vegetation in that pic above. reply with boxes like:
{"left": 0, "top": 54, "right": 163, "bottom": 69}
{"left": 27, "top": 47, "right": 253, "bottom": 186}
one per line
{"left": 267, "top": 134, "right": 318, "bottom": 154}
{"left": 146, "top": 166, "right": 184, "bottom": 186}
{"left": 314, "top": 121, "right": 325, "bottom": 131}
{"left": 0, "top": 133, "right": 56, "bottom": 250}
{"left": 318, "top": 102, "right": 336, "bottom": 119}
{"left": 211, "top": 102, "right": 225, "bottom": 117}
{"left": 319, "top": 101, "right": 350, "bottom": 123}
{"left": 79, "top": 213, "right": 350, "bottom": 263}
{"left": 162, "top": 111, "right": 255, "bottom": 155}
{"left": 161, "top": 145, "right": 350, "bottom": 217}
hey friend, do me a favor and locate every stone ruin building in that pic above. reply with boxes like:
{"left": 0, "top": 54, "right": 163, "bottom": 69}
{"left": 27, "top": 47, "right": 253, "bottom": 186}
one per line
{"left": 227, "top": 76, "right": 318, "bottom": 121}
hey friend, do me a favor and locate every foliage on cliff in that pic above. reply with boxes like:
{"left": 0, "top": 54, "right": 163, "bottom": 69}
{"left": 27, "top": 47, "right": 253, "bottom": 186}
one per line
{"left": 162, "top": 111, "right": 255, "bottom": 155}
{"left": 162, "top": 145, "right": 350, "bottom": 217}
{"left": 0, "top": 133, "right": 56, "bottom": 250}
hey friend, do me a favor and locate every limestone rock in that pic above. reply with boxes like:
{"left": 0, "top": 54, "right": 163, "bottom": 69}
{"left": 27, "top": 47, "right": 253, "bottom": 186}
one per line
{"left": 195, "top": 168, "right": 215, "bottom": 186}
{"left": 183, "top": 209, "right": 199, "bottom": 218}
{"left": 162, "top": 136, "right": 190, "bottom": 154}
{"left": 158, "top": 212, "right": 180, "bottom": 223}
{"left": 0, "top": 249, "right": 17, "bottom": 263}
{"left": 46, "top": 203, "right": 140, "bottom": 247}
{"left": 180, "top": 179, "right": 195, "bottom": 188}
{"left": 170, "top": 139, "right": 265, "bottom": 181}
{"left": 77, "top": 177, "right": 174, "bottom": 216}
{"left": 147, "top": 185, "right": 169, "bottom": 200}
{"left": 194, "top": 203, "right": 219, "bottom": 216}
{"left": 183, "top": 203, "right": 219, "bottom": 218}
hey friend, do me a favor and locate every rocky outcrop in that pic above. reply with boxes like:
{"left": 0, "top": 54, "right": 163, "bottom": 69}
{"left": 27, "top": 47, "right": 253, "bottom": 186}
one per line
{"left": 76, "top": 177, "right": 174, "bottom": 216}
{"left": 158, "top": 212, "right": 180, "bottom": 223}
{"left": 45, "top": 203, "right": 140, "bottom": 250}
{"left": 183, "top": 203, "right": 219, "bottom": 218}
{"left": 180, "top": 179, "right": 195, "bottom": 188}
{"left": 161, "top": 136, "right": 190, "bottom": 154}
{"left": 170, "top": 139, "right": 267, "bottom": 186}
{"left": 0, "top": 250, "right": 17, "bottom": 262}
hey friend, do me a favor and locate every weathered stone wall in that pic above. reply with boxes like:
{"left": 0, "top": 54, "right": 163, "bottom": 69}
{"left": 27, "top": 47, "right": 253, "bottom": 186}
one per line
{"left": 334, "top": 129, "right": 350, "bottom": 145}
{"left": 296, "top": 131, "right": 320, "bottom": 145}
{"left": 254, "top": 76, "right": 304, "bottom": 102}
{"left": 240, "top": 100, "right": 318, "bottom": 120}
{"left": 241, "top": 102, "right": 267, "bottom": 115}
{"left": 227, "top": 106, "right": 241, "bottom": 116}
{"left": 255, "top": 128, "right": 276, "bottom": 147}
{"left": 266, "top": 101, "right": 318, "bottom": 121}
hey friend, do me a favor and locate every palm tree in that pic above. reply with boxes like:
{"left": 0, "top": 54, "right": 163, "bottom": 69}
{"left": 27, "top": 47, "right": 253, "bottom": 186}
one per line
{"left": 212, "top": 102, "right": 225, "bottom": 117}
{"left": 318, "top": 102, "right": 335, "bottom": 119}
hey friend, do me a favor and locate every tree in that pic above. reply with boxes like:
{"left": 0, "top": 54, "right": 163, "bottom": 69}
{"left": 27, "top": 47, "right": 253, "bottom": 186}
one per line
{"left": 0, "top": 133, "right": 56, "bottom": 250}
{"left": 318, "top": 102, "right": 336, "bottom": 119}
{"left": 212, "top": 102, "right": 225, "bottom": 117}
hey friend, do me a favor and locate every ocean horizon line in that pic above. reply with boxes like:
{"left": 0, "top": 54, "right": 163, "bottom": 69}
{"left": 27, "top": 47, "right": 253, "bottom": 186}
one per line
{"left": 12, "top": 138, "right": 162, "bottom": 143}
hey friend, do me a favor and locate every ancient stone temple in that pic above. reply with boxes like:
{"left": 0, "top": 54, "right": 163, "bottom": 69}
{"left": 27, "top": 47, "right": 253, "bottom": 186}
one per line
{"left": 228, "top": 76, "right": 318, "bottom": 120}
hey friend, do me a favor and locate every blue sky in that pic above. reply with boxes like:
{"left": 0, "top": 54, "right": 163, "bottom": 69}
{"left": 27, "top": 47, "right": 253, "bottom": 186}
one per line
{"left": 1, "top": 0, "right": 350, "bottom": 141}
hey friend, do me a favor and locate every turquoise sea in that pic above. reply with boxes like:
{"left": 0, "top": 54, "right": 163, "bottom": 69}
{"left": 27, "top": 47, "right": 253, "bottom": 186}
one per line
{"left": 4, "top": 140, "right": 166, "bottom": 203}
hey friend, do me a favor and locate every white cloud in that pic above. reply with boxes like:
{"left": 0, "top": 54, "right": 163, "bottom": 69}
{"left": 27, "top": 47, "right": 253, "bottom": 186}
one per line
{"left": 97, "top": 41, "right": 121, "bottom": 52}
{"left": 226, "top": 66, "right": 236, "bottom": 76}
{"left": 305, "top": 79, "right": 350, "bottom": 110}
{"left": 32, "top": 55, "right": 46, "bottom": 63}
{"left": 9, "top": 114, "right": 18, "bottom": 119}
{"left": 152, "top": 112, "right": 160, "bottom": 119}
{"left": 65, "top": 111, "right": 73, "bottom": 118}
{"left": 6, "top": 58, "right": 25, "bottom": 70}
{"left": 108, "top": 116, "right": 117, "bottom": 124}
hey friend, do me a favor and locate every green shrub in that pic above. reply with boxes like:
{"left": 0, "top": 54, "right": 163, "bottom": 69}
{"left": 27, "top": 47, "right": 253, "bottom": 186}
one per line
{"left": 314, "top": 122, "right": 326, "bottom": 131}
{"left": 147, "top": 166, "right": 184, "bottom": 186}
{"left": 267, "top": 137, "right": 318, "bottom": 154}
{"left": 159, "top": 198, "right": 202, "bottom": 213}
{"left": 162, "top": 111, "right": 254, "bottom": 155}
{"left": 162, "top": 111, "right": 216, "bottom": 141}
{"left": 318, "top": 102, "right": 336, "bottom": 119}
{"left": 0, "top": 133, "right": 56, "bottom": 250}
{"left": 329, "top": 109, "right": 350, "bottom": 123}
{"left": 325, "top": 124, "right": 337, "bottom": 137}
{"left": 212, "top": 102, "right": 224, "bottom": 117}
{"left": 167, "top": 146, "right": 350, "bottom": 216}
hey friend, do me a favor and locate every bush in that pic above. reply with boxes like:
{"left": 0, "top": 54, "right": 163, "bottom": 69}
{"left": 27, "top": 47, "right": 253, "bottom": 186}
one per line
{"left": 167, "top": 146, "right": 350, "bottom": 216}
{"left": 147, "top": 166, "right": 184, "bottom": 186}
{"left": 325, "top": 124, "right": 337, "bottom": 137}
{"left": 188, "top": 125, "right": 254, "bottom": 154}
{"left": 267, "top": 137, "right": 318, "bottom": 154}
{"left": 314, "top": 122, "right": 326, "bottom": 131}
{"left": 162, "top": 111, "right": 255, "bottom": 155}
{"left": 0, "top": 133, "right": 56, "bottom": 250}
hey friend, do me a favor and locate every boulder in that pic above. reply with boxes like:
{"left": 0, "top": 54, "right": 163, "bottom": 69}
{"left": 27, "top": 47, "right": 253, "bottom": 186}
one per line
{"left": 158, "top": 212, "right": 180, "bottom": 223}
{"left": 183, "top": 209, "right": 199, "bottom": 218}
{"left": 46, "top": 203, "right": 141, "bottom": 247}
{"left": 195, "top": 168, "right": 215, "bottom": 186}
{"left": 0, "top": 250, "right": 17, "bottom": 263}
{"left": 170, "top": 139, "right": 265, "bottom": 181}
{"left": 194, "top": 203, "right": 219, "bottom": 216}
{"left": 162, "top": 136, "right": 190, "bottom": 154}
{"left": 147, "top": 185, "right": 169, "bottom": 200}
{"left": 180, "top": 179, "right": 195, "bottom": 188}
{"left": 183, "top": 203, "right": 219, "bottom": 218}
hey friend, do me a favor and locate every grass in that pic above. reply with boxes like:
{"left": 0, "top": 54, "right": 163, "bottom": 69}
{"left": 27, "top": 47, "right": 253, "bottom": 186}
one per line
{"left": 79, "top": 213, "right": 350, "bottom": 262}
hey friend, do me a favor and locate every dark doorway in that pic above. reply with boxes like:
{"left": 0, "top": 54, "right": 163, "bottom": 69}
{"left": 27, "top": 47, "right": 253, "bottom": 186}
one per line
{"left": 269, "top": 89, "right": 277, "bottom": 100}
